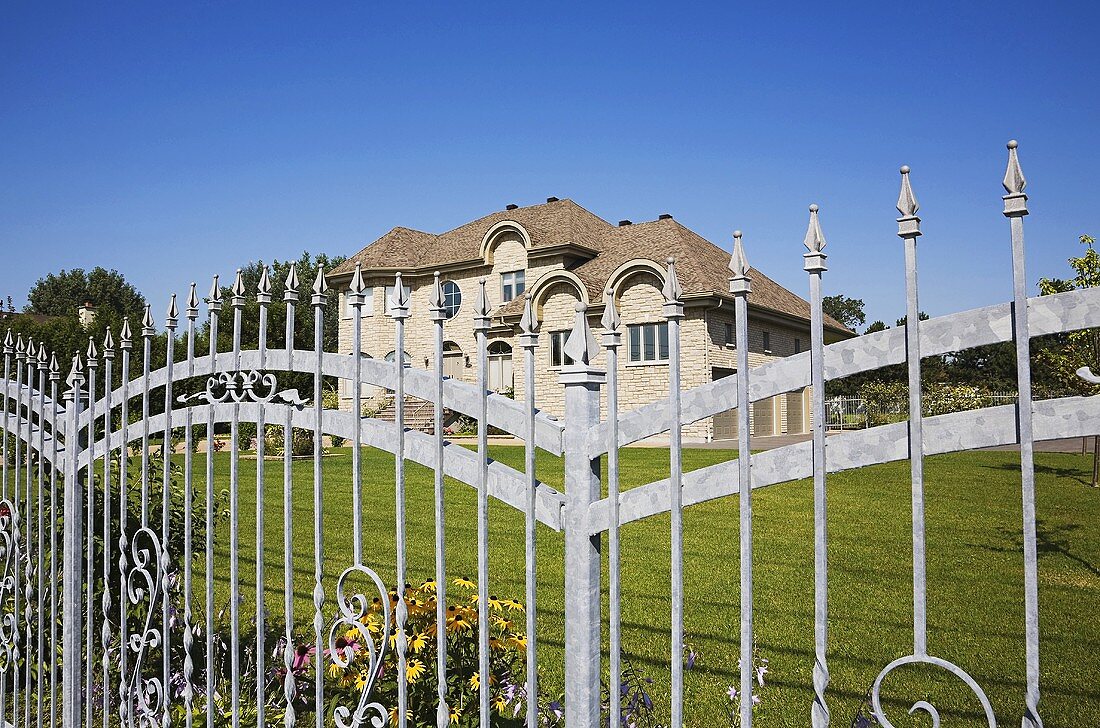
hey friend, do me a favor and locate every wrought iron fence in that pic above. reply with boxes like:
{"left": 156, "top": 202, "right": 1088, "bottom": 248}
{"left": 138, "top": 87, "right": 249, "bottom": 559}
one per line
{"left": 0, "top": 141, "right": 1098, "bottom": 728}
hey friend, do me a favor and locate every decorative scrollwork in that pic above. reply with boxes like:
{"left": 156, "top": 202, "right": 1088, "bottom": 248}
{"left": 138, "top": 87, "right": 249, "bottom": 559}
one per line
{"left": 177, "top": 370, "right": 306, "bottom": 406}
{"left": 870, "top": 654, "right": 996, "bottom": 728}
{"left": 328, "top": 565, "right": 392, "bottom": 728}
{"left": 0, "top": 500, "right": 17, "bottom": 673}
{"left": 126, "top": 526, "right": 165, "bottom": 728}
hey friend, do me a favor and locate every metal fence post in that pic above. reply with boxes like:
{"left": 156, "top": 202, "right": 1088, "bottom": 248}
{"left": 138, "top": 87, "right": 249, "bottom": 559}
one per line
{"left": 560, "top": 303, "right": 604, "bottom": 728}
{"left": 62, "top": 354, "right": 85, "bottom": 727}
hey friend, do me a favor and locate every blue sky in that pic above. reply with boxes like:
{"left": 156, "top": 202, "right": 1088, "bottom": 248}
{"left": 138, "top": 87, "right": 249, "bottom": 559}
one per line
{"left": 2, "top": 1, "right": 1098, "bottom": 328}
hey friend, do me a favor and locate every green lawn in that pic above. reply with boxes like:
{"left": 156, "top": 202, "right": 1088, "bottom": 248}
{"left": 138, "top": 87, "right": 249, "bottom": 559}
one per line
{"left": 184, "top": 444, "right": 1100, "bottom": 726}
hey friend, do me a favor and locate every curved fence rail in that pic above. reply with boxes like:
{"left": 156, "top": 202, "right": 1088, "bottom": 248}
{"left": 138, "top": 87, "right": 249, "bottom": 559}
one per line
{"left": 0, "top": 141, "right": 1095, "bottom": 727}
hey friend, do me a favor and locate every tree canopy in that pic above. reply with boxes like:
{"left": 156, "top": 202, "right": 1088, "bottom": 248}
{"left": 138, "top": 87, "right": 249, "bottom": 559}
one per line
{"left": 822, "top": 294, "right": 866, "bottom": 332}
{"left": 26, "top": 266, "right": 146, "bottom": 322}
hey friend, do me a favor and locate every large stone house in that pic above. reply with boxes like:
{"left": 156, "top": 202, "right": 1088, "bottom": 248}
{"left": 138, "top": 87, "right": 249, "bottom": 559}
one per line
{"left": 326, "top": 198, "right": 852, "bottom": 441}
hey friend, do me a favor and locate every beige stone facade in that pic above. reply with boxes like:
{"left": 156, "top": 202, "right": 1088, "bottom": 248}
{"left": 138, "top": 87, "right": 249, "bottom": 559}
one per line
{"left": 328, "top": 199, "right": 852, "bottom": 441}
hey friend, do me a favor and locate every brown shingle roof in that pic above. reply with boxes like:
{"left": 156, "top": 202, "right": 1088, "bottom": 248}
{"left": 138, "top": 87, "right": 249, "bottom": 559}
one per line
{"left": 331, "top": 199, "right": 852, "bottom": 334}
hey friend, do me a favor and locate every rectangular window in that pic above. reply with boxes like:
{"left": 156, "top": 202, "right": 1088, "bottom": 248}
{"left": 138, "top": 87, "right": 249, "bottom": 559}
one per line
{"left": 724, "top": 322, "right": 735, "bottom": 346}
{"left": 501, "top": 270, "right": 526, "bottom": 302}
{"left": 763, "top": 331, "right": 771, "bottom": 354}
{"left": 384, "top": 284, "right": 411, "bottom": 315}
{"left": 795, "top": 337, "right": 801, "bottom": 354}
{"left": 627, "top": 322, "right": 670, "bottom": 364}
{"left": 549, "top": 330, "right": 573, "bottom": 367}
{"left": 343, "top": 289, "right": 374, "bottom": 318}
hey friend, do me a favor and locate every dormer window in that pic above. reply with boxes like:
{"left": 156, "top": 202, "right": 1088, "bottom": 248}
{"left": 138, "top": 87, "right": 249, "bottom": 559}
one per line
{"left": 501, "top": 270, "right": 525, "bottom": 302}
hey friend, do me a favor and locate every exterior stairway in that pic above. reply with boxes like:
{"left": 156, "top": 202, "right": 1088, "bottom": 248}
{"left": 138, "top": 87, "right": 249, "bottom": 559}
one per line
{"left": 371, "top": 395, "right": 438, "bottom": 434}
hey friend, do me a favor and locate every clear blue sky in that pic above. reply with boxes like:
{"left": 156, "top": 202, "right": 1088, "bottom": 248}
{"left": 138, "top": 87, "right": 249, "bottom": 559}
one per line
{"left": 2, "top": 1, "right": 1098, "bottom": 328}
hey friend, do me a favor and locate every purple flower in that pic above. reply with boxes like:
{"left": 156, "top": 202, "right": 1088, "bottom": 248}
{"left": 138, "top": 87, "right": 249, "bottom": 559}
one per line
{"left": 727, "top": 685, "right": 737, "bottom": 701}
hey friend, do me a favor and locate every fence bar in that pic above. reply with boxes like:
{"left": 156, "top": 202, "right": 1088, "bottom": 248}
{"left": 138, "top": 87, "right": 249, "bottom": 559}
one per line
{"left": 896, "top": 167, "right": 928, "bottom": 656}
{"left": 26, "top": 341, "right": 38, "bottom": 728}
{"left": 310, "top": 268, "right": 328, "bottom": 722}
{"left": 560, "top": 302, "right": 603, "bottom": 728}
{"left": 804, "top": 205, "right": 831, "bottom": 726}
{"left": 205, "top": 279, "right": 221, "bottom": 728}
{"left": 730, "top": 232, "right": 754, "bottom": 727}
{"left": 282, "top": 266, "right": 299, "bottom": 728}
{"left": 256, "top": 268, "right": 271, "bottom": 728}
{"left": 100, "top": 331, "right": 115, "bottom": 728}
{"left": 183, "top": 284, "right": 199, "bottom": 727}
{"left": 1002, "top": 140, "right": 1044, "bottom": 728}
{"left": 600, "top": 292, "right": 621, "bottom": 728}
{"left": 1, "top": 333, "right": 10, "bottom": 726}
{"left": 34, "top": 346, "right": 46, "bottom": 728}
{"left": 118, "top": 318, "right": 133, "bottom": 728}
{"left": 391, "top": 273, "right": 411, "bottom": 728}
{"left": 13, "top": 336, "right": 23, "bottom": 728}
{"left": 230, "top": 271, "right": 245, "bottom": 727}
{"left": 520, "top": 297, "right": 540, "bottom": 728}
{"left": 663, "top": 259, "right": 685, "bottom": 727}
{"left": 350, "top": 263, "right": 365, "bottom": 565}
{"left": 47, "top": 354, "right": 59, "bottom": 728}
{"left": 161, "top": 295, "right": 178, "bottom": 727}
{"left": 473, "top": 278, "right": 492, "bottom": 726}
{"left": 428, "top": 272, "right": 450, "bottom": 728}
{"left": 62, "top": 353, "right": 85, "bottom": 728}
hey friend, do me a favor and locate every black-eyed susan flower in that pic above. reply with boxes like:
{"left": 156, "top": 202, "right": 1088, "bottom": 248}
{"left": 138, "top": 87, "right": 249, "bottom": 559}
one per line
{"left": 406, "top": 658, "right": 426, "bottom": 683}
{"left": 407, "top": 632, "right": 427, "bottom": 652}
{"left": 453, "top": 576, "right": 476, "bottom": 589}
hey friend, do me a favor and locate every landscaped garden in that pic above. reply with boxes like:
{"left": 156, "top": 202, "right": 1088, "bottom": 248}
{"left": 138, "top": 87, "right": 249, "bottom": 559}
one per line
{"left": 180, "top": 443, "right": 1100, "bottom": 726}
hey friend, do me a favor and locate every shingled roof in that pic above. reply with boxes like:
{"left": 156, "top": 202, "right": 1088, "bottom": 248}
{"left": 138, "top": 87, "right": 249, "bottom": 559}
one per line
{"left": 331, "top": 199, "right": 851, "bottom": 335}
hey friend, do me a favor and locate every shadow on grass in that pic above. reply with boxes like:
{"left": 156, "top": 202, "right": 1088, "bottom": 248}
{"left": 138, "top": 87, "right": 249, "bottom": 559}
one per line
{"left": 981, "top": 458, "right": 1096, "bottom": 487}
{"left": 973, "top": 518, "right": 1100, "bottom": 580}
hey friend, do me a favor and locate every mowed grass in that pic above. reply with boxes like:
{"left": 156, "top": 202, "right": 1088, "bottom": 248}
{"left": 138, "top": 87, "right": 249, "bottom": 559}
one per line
{"left": 179, "top": 445, "right": 1100, "bottom": 726}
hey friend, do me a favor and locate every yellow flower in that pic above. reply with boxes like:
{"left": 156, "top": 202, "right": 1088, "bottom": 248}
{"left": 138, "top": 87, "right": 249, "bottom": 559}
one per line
{"left": 506, "top": 599, "right": 525, "bottom": 612}
{"left": 344, "top": 625, "right": 361, "bottom": 642}
{"left": 492, "top": 616, "right": 511, "bottom": 630}
{"left": 421, "top": 578, "right": 436, "bottom": 592}
{"left": 470, "top": 671, "right": 480, "bottom": 690}
{"left": 493, "top": 695, "right": 509, "bottom": 713}
{"left": 488, "top": 595, "right": 504, "bottom": 611}
{"left": 447, "top": 614, "right": 471, "bottom": 634}
{"left": 406, "top": 658, "right": 426, "bottom": 683}
{"left": 449, "top": 706, "right": 461, "bottom": 724}
{"left": 388, "top": 706, "right": 412, "bottom": 725}
{"left": 407, "top": 632, "right": 428, "bottom": 653}
{"left": 508, "top": 633, "right": 528, "bottom": 650}
{"left": 354, "top": 670, "right": 370, "bottom": 691}
{"left": 328, "top": 662, "right": 344, "bottom": 678}
{"left": 453, "top": 576, "right": 476, "bottom": 590}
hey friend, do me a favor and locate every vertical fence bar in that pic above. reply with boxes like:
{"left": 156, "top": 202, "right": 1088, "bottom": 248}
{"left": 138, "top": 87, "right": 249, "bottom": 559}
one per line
{"left": 256, "top": 268, "right": 271, "bottom": 728}
{"left": 729, "top": 232, "right": 754, "bottom": 727}
{"left": 896, "top": 167, "right": 928, "bottom": 657}
{"left": 599, "top": 293, "right": 621, "bottom": 728}
{"left": 162, "top": 295, "right": 179, "bottom": 728}
{"left": 520, "top": 297, "right": 540, "bottom": 728}
{"left": 25, "top": 341, "right": 38, "bottom": 728}
{"left": 662, "top": 259, "right": 685, "bottom": 728}
{"left": 310, "top": 268, "right": 328, "bottom": 722}
{"left": 33, "top": 347, "right": 47, "bottom": 728}
{"left": 282, "top": 266, "right": 299, "bottom": 728}
{"left": 390, "top": 273, "right": 411, "bottom": 728}
{"left": 100, "top": 331, "right": 115, "bottom": 728}
{"left": 428, "top": 273, "right": 449, "bottom": 728}
{"left": 350, "top": 263, "right": 365, "bottom": 565}
{"left": 205, "top": 278, "right": 221, "bottom": 728}
{"left": 560, "top": 303, "right": 603, "bottom": 728}
{"left": 13, "top": 336, "right": 23, "bottom": 728}
{"left": 1, "top": 332, "right": 10, "bottom": 726}
{"left": 62, "top": 354, "right": 86, "bottom": 728}
{"left": 1002, "top": 140, "right": 1044, "bottom": 728}
{"left": 118, "top": 318, "right": 133, "bottom": 728}
{"left": 803, "top": 205, "right": 830, "bottom": 727}
{"left": 84, "top": 338, "right": 97, "bottom": 728}
{"left": 141, "top": 306, "right": 154, "bottom": 529}
{"left": 48, "top": 355, "right": 59, "bottom": 728}
{"left": 472, "top": 278, "right": 492, "bottom": 726}
{"left": 183, "top": 284, "right": 199, "bottom": 727}
{"left": 229, "top": 271, "right": 245, "bottom": 728}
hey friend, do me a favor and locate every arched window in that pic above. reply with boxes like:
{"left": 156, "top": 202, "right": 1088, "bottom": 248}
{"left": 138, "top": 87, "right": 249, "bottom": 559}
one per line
{"left": 487, "top": 341, "right": 513, "bottom": 391}
{"left": 384, "top": 350, "right": 412, "bottom": 366}
{"left": 441, "top": 280, "right": 462, "bottom": 319}
{"left": 442, "top": 341, "right": 464, "bottom": 379}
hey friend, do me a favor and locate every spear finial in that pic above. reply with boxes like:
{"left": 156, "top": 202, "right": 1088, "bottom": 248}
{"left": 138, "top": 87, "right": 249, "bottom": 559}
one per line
{"left": 66, "top": 354, "right": 85, "bottom": 390}
{"left": 428, "top": 271, "right": 445, "bottom": 314}
{"left": 600, "top": 289, "right": 620, "bottom": 333}
{"left": 37, "top": 344, "right": 47, "bottom": 368}
{"left": 208, "top": 274, "right": 223, "bottom": 312}
{"left": 49, "top": 353, "right": 59, "bottom": 381}
{"left": 803, "top": 204, "right": 827, "bottom": 253}
{"left": 474, "top": 277, "right": 491, "bottom": 320}
{"left": 2, "top": 329, "right": 12, "bottom": 354}
{"left": 729, "top": 231, "right": 752, "bottom": 295}
{"left": 231, "top": 269, "right": 246, "bottom": 307}
{"left": 350, "top": 262, "right": 367, "bottom": 297}
{"left": 284, "top": 264, "right": 300, "bottom": 302}
{"left": 15, "top": 333, "right": 24, "bottom": 357}
{"left": 166, "top": 293, "right": 179, "bottom": 329}
{"left": 24, "top": 338, "right": 35, "bottom": 362}
{"left": 662, "top": 257, "right": 683, "bottom": 304}
{"left": 257, "top": 265, "right": 272, "bottom": 301}
{"left": 141, "top": 304, "right": 155, "bottom": 337}
{"left": 103, "top": 327, "right": 115, "bottom": 357}
{"left": 564, "top": 302, "right": 599, "bottom": 366}
{"left": 86, "top": 337, "right": 98, "bottom": 363}
{"left": 312, "top": 265, "right": 329, "bottom": 301}
{"left": 186, "top": 282, "right": 199, "bottom": 319}
{"left": 521, "top": 294, "right": 539, "bottom": 335}
{"left": 897, "top": 165, "right": 920, "bottom": 217}
{"left": 1002, "top": 140, "right": 1029, "bottom": 217}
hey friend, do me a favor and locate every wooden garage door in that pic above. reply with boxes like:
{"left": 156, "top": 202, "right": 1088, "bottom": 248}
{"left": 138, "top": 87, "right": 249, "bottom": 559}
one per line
{"left": 752, "top": 396, "right": 775, "bottom": 437}
{"left": 786, "top": 390, "right": 806, "bottom": 434}
{"left": 711, "top": 367, "right": 738, "bottom": 441}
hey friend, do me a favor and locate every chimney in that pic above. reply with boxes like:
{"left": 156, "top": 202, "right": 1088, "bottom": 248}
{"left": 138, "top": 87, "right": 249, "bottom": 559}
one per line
{"left": 506, "top": 203, "right": 519, "bottom": 211}
{"left": 658, "top": 213, "right": 673, "bottom": 220}
{"left": 546, "top": 196, "right": 559, "bottom": 203}
{"left": 78, "top": 302, "right": 96, "bottom": 330}
{"left": 618, "top": 220, "right": 632, "bottom": 227}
